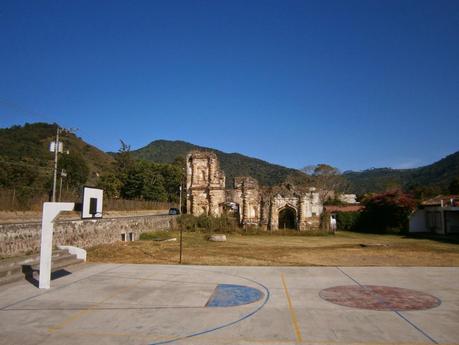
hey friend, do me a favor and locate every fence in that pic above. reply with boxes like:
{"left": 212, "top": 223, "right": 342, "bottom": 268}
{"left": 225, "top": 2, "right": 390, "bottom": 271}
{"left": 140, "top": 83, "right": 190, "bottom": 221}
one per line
{"left": 103, "top": 198, "right": 175, "bottom": 211}
{"left": 0, "top": 189, "right": 49, "bottom": 211}
{"left": 0, "top": 189, "right": 175, "bottom": 212}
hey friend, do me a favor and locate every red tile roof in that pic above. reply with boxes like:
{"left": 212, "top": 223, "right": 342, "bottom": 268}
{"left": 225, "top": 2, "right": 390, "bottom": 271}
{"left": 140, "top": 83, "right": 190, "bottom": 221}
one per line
{"left": 324, "top": 205, "right": 364, "bottom": 213}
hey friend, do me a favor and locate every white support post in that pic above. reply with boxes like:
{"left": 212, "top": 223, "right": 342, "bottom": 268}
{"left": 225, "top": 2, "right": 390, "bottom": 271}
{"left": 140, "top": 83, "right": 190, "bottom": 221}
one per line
{"left": 39, "top": 202, "right": 75, "bottom": 289}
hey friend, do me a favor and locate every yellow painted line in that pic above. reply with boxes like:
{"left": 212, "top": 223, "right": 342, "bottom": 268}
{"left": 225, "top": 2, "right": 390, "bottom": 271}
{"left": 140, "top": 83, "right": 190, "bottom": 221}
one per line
{"left": 48, "top": 272, "right": 157, "bottom": 333}
{"left": 280, "top": 272, "right": 303, "bottom": 344}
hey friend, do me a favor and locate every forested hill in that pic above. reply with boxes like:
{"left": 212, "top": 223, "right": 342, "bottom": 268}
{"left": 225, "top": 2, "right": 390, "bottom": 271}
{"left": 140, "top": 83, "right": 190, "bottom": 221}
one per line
{"left": 131, "top": 140, "right": 309, "bottom": 187}
{"left": 0, "top": 123, "right": 114, "bottom": 195}
{"left": 344, "top": 151, "right": 459, "bottom": 195}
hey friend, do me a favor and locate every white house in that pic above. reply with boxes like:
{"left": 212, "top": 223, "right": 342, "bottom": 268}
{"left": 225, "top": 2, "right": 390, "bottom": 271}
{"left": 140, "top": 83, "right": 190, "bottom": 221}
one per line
{"left": 409, "top": 195, "right": 459, "bottom": 235}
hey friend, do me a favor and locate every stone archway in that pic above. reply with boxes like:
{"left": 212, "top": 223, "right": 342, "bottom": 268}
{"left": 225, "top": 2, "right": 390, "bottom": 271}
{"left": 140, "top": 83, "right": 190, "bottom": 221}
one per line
{"left": 278, "top": 206, "right": 297, "bottom": 229}
{"left": 221, "top": 202, "right": 240, "bottom": 223}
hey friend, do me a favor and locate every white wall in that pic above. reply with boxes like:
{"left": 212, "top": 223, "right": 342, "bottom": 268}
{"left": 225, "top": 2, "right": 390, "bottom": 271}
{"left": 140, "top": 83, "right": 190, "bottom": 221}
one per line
{"left": 409, "top": 209, "right": 429, "bottom": 233}
{"left": 445, "top": 209, "right": 459, "bottom": 234}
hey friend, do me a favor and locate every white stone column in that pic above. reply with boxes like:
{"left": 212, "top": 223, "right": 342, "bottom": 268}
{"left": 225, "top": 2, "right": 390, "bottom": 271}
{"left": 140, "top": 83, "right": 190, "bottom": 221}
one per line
{"left": 39, "top": 202, "right": 75, "bottom": 289}
{"left": 298, "top": 197, "right": 306, "bottom": 231}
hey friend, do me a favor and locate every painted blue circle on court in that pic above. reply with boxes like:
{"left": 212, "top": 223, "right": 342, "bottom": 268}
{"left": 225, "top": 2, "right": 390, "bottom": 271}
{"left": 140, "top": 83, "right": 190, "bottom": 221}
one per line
{"left": 206, "top": 284, "right": 264, "bottom": 307}
{"left": 149, "top": 269, "right": 270, "bottom": 345}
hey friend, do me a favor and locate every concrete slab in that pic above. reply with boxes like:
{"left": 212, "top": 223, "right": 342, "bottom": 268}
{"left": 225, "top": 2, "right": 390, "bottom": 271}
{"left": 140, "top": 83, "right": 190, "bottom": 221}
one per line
{"left": 0, "top": 264, "right": 458, "bottom": 345}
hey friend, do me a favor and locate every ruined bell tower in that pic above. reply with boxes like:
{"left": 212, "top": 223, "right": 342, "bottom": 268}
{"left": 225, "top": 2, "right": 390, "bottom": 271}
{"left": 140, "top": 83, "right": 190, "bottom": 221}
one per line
{"left": 186, "top": 151, "right": 226, "bottom": 216}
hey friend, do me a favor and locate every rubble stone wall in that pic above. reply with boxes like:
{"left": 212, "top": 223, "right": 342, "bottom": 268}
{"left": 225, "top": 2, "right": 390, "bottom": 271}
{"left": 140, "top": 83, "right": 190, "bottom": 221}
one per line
{"left": 0, "top": 214, "right": 174, "bottom": 258}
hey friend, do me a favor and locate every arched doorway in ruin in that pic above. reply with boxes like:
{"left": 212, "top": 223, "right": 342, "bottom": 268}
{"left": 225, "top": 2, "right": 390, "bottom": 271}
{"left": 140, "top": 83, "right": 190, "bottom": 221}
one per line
{"left": 278, "top": 206, "right": 297, "bottom": 230}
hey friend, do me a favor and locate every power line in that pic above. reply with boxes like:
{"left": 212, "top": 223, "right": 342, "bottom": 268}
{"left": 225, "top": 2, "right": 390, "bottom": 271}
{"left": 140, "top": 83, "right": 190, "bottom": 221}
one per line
{"left": 0, "top": 98, "right": 58, "bottom": 124}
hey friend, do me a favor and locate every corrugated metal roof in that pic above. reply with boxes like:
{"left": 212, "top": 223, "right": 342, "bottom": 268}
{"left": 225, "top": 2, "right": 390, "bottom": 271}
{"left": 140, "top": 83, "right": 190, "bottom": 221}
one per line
{"left": 422, "top": 195, "right": 459, "bottom": 206}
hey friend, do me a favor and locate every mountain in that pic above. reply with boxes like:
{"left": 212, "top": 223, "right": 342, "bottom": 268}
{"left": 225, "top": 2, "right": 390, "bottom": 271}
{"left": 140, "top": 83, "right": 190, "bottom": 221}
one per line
{"left": 344, "top": 151, "right": 459, "bottom": 195}
{"left": 0, "top": 122, "right": 115, "bottom": 188}
{"left": 131, "top": 140, "right": 309, "bottom": 187}
{"left": 2, "top": 123, "right": 457, "bottom": 197}
{"left": 131, "top": 140, "right": 459, "bottom": 193}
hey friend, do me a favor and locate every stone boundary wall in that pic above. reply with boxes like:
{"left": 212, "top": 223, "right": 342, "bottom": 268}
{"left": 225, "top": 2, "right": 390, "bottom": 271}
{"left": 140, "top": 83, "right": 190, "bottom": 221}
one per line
{"left": 0, "top": 214, "right": 175, "bottom": 258}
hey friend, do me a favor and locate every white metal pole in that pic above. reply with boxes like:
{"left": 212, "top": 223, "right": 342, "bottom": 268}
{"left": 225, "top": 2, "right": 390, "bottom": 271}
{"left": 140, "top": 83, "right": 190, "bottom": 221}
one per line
{"left": 52, "top": 127, "right": 60, "bottom": 202}
{"left": 59, "top": 172, "right": 63, "bottom": 202}
{"left": 179, "top": 185, "right": 182, "bottom": 213}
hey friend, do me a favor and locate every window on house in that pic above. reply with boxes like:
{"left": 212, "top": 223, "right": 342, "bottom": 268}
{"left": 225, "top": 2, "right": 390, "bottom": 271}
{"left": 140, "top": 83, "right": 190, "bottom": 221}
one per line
{"left": 121, "top": 233, "right": 126, "bottom": 242}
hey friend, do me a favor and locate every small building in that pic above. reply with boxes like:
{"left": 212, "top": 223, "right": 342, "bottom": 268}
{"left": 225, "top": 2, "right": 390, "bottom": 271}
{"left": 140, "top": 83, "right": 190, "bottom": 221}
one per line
{"left": 409, "top": 195, "right": 459, "bottom": 235}
{"left": 338, "top": 194, "right": 358, "bottom": 204}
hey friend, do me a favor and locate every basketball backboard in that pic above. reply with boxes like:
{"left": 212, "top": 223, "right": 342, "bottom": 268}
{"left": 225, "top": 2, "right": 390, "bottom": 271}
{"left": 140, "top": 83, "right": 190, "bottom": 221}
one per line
{"left": 81, "top": 186, "right": 103, "bottom": 219}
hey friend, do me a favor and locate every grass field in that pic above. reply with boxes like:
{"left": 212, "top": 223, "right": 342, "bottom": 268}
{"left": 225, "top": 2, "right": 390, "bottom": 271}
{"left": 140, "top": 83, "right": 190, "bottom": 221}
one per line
{"left": 87, "top": 230, "right": 459, "bottom": 266}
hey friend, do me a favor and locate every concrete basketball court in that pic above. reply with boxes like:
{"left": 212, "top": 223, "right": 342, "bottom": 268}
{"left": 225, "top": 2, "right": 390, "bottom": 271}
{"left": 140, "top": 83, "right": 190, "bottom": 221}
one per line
{"left": 0, "top": 264, "right": 458, "bottom": 345}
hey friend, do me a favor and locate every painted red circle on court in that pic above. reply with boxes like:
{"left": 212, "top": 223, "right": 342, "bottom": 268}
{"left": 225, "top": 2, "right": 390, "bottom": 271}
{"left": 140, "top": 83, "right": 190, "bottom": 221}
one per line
{"left": 319, "top": 285, "right": 440, "bottom": 311}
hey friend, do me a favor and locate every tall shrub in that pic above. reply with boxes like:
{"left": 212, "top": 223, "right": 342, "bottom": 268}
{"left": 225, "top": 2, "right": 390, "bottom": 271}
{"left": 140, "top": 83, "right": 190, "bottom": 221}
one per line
{"left": 359, "top": 190, "right": 416, "bottom": 233}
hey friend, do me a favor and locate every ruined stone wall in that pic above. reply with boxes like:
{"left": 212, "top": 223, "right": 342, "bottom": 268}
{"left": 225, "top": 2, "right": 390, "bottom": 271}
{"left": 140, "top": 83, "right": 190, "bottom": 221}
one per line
{"left": 267, "top": 190, "right": 323, "bottom": 231}
{"left": 234, "top": 177, "right": 261, "bottom": 226}
{"left": 0, "top": 214, "right": 174, "bottom": 258}
{"left": 185, "top": 150, "right": 324, "bottom": 231}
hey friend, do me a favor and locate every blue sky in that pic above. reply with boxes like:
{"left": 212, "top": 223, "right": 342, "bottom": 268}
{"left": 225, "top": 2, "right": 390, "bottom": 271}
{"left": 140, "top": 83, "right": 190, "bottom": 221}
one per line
{"left": 1, "top": 0, "right": 458, "bottom": 171}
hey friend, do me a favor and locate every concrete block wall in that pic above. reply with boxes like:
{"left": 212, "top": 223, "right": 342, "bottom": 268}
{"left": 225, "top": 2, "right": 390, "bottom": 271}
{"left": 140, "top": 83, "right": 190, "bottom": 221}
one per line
{"left": 0, "top": 214, "right": 175, "bottom": 258}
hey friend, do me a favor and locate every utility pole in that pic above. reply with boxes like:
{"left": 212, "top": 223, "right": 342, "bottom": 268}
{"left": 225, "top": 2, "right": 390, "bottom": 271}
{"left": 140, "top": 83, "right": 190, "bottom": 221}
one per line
{"left": 179, "top": 184, "right": 183, "bottom": 264}
{"left": 50, "top": 126, "right": 77, "bottom": 202}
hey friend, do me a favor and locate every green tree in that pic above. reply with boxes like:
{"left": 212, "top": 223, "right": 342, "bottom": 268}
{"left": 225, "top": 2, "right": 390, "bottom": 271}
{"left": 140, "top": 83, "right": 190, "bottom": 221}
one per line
{"left": 406, "top": 184, "right": 441, "bottom": 200}
{"left": 301, "top": 163, "right": 349, "bottom": 201}
{"left": 160, "top": 163, "right": 184, "bottom": 202}
{"left": 97, "top": 173, "right": 123, "bottom": 198}
{"left": 313, "top": 164, "right": 340, "bottom": 176}
{"left": 58, "top": 153, "right": 89, "bottom": 190}
{"left": 142, "top": 168, "right": 168, "bottom": 201}
{"left": 449, "top": 177, "right": 459, "bottom": 194}
{"left": 120, "top": 160, "right": 168, "bottom": 201}
{"left": 121, "top": 161, "right": 144, "bottom": 199}
{"left": 0, "top": 158, "right": 48, "bottom": 205}
{"left": 114, "top": 140, "right": 134, "bottom": 185}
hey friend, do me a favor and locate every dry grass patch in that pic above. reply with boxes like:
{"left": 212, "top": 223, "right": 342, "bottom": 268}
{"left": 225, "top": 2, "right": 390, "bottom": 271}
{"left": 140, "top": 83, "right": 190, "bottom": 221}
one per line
{"left": 87, "top": 231, "right": 459, "bottom": 266}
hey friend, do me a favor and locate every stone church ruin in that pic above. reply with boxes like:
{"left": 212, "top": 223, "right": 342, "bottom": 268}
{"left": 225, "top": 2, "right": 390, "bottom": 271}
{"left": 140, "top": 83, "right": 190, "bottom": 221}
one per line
{"left": 186, "top": 150, "right": 323, "bottom": 230}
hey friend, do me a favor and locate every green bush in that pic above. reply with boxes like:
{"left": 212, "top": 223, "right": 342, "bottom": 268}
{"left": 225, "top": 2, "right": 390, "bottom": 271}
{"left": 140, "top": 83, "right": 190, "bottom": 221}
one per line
{"left": 196, "top": 214, "right": 213, "bottom": 229}
{"left": 336, "top": 212, "right": 361, "bottom": 231}
{"left": 176, "top": 214, "right": 199, "bottom": 231}
{"left": 176, "top": 214, "right": 238, "bottom": 233}
{"left": 176, "top": 214, "right": 334, "bottom": 236}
